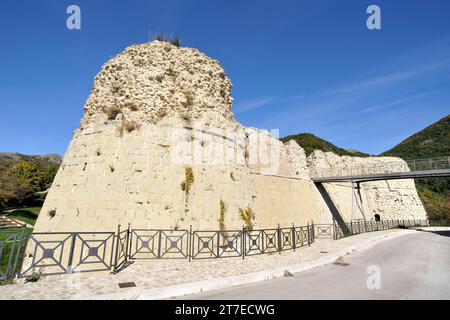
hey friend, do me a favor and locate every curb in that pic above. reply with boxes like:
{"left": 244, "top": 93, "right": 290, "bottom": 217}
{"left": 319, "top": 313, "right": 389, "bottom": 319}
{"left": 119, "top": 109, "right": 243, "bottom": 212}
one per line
{"left": 83, "top": 229, "right": 418, "bottom": 300}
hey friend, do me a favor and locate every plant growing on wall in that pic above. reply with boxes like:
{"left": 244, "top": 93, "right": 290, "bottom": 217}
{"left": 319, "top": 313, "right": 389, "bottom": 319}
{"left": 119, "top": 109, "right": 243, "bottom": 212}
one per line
{"left": 181, "top": 167, "right": 194, "bottom": 197}
{"left": 219, "top": 199, "right": 226, "bottom": 232}
{"left": 239, "top": 207, "right": 254, "bottom": 231}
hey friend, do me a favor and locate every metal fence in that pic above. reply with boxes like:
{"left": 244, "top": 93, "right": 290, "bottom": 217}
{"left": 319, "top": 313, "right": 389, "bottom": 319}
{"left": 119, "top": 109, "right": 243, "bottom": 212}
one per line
{"left": 18, "top": 231, "right": 116, "bottom": 278}
{"left": 0, "top": 228, "right": 27, "bottom": 281}
{"left": 0, "top": 219, "right": 430, "bottom": 280}
{"left": 317, "top": 219, "right": 430, "bottom": 240}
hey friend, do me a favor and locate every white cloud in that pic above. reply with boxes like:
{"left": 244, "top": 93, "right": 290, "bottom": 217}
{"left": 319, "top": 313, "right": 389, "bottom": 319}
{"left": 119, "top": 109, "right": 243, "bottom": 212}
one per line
{"left": 233, "top": 96, "right": 278, "bottom": 113}
{"left": 360, "top": 91, "right": 437, "bottom": 114}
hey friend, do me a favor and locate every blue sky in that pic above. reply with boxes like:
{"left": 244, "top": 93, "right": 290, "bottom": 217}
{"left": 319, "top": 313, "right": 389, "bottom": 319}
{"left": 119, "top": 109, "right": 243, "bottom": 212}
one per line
{"left": 0, "top": 0, "right": 449, "bottom": 156}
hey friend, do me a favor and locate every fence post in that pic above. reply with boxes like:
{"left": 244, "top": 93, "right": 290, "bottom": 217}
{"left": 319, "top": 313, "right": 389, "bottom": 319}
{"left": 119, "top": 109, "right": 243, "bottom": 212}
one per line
{"left": 8, "top": 227, "right": 25, "bottom": 280}
{"left": 188, "top": 225, "right": 192, "bottom": 262}
{"left": 113, "top": 225, "right": 121, "bottom": 271}
{"left": 67, "top": 232, "right": 77, "bottom": 273}
{"left": 157, "top": 230, "right": 162, "bottom": 259}
{"left": 307, "top": 222, "right": 311, "bottom": 246}
{"left": 292, "top": 223, "right": 296, "bottom": 251}
{"left": 277, "top": 224, "right": 282, "bottom": 254}
{"left": 125, "top": 223, "right": 131, "bottom": 261}
{"left": 242, "top": 226, "right": 246, "bottom": 259}
{"left": 216, "top": 230, "right": 221, "bottom": 258}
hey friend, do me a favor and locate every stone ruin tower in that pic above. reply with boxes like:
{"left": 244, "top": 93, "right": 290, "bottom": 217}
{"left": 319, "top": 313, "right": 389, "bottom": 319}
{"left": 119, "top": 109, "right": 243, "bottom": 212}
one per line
{"left": 34, "top": 41, "right": 427, "bottom": 234}
{"left": 34, "top": 41, "right": 328, "bottom": 233}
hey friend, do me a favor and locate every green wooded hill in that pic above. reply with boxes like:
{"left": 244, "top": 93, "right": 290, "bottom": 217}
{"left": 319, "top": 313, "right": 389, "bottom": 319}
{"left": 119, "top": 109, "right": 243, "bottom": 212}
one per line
{"left": 280, "top": 133, "right": 370, "bottom": 157}
{"left": 382, "top": 115, "right": 449, "bottom": 222}
{"left": 382, "top": 115, "right": 450, "bottom": 159}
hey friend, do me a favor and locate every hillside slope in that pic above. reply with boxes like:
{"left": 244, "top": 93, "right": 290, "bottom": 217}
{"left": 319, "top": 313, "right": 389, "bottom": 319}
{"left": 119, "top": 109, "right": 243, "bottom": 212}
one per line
{"left": 382, "top": 115, "right": 450, "bottom": 222}
{"left": 280, "top": 133, "right": 369, "bottom": 157}
{"left": 382, "top": 115, "right": 449, "bottom": 158}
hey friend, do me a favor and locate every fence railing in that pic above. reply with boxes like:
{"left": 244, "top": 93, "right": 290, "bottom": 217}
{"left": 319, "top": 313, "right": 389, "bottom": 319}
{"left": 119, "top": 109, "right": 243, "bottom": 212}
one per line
{"left": 320, "top": 219, "right": 429, "bottom": 240}
{"left": 17, "top": 231, "right": 116, "bottom": 278}
{"left": 0, "top": 219, "right": 431, "bottom": 281}
{"left": 312, "top": 156, "right": 450, "bottom": 178}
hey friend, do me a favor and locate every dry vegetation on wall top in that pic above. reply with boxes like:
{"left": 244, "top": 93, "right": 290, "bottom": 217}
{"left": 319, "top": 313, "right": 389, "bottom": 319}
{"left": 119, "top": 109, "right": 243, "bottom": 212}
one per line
{"left": 153, "top": 34, "right": 181, "bottom": 47}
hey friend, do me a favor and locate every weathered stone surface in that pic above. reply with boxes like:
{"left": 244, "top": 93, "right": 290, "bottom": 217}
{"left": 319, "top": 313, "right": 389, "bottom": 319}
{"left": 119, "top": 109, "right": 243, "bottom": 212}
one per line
{"left": 81, "top": 41, "right": 234, "bottom": 127}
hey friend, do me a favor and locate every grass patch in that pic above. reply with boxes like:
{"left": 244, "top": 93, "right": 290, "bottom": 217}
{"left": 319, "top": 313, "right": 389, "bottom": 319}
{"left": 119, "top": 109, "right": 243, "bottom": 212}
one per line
{"left": 7, "top": 207, "right": 40, "bottom": 226}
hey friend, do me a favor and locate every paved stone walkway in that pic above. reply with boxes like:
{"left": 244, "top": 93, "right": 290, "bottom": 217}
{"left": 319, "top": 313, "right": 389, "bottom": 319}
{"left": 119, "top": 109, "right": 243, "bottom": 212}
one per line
{"left": 0, "top": 229, "right": 422, "bottom": 300}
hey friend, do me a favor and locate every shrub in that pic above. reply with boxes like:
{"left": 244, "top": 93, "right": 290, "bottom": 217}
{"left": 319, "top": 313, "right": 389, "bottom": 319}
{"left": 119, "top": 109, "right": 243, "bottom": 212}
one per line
{"left": 123, "top": 120, "right": 141, "bottom": 133}
{"left": 47, "top": 209, "right": 56, "bottom": 218}
{"left": 105, "top": 106, "right": 122, "bottom": 120}
{"left": 283, "top": 270, "right": 294, "bottom": 277}
{"left": 25, "top": 270, "right": 42, "bottom": 283}
{"left": 154, "top": 34, "right": 181, "bottom": 47}
{"left": 239, "top": 207, "right": 254, "bottom": 231}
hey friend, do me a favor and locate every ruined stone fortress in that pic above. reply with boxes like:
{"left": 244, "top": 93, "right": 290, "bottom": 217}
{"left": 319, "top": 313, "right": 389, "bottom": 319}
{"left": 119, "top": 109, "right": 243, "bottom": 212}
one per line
{"left": 34, "top": 41, "right": 427, "bottom": 233}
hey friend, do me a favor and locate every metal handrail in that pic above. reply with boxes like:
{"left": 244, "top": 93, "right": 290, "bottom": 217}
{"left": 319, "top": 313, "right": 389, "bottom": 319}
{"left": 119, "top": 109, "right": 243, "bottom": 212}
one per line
{"left": 312, "top": 156, "right": 450, "bottom": 178}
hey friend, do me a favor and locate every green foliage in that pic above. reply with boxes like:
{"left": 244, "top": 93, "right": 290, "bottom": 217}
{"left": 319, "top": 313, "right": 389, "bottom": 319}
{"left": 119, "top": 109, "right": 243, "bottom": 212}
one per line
{"left": 239, "top": 207, "right": 254, "bottom": 231}
{"left": 0, "top": 153, "right": 60, "bottom": 209}
{"left": 382, "top": 115, "right": 449, "bottom": 159}
{"left": 11, "top": 161, "right": 46, "bottom": 192}
{"left": 43, "top": 164, "right": 59, "bottom": 187}
{"left": 280, "top": 133, "right": 370, "bottom": 157}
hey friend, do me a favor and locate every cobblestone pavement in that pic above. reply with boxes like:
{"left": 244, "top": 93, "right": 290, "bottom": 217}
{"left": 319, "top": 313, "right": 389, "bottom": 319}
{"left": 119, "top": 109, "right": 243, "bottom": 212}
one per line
{"left": 0, "top": 229, "right": 418, "bottom": 300}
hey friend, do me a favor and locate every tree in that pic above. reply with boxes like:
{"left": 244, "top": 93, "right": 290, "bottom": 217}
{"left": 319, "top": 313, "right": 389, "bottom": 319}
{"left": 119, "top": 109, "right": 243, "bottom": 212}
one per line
{"left": 10, "top": 161, "right": 46, "bottom": 192}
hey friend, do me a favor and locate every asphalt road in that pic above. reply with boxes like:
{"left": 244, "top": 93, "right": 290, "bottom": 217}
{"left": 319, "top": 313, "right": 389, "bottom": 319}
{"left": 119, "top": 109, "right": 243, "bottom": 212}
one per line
{"left": 180, "top": 230, "right": 450, "bottom": 300}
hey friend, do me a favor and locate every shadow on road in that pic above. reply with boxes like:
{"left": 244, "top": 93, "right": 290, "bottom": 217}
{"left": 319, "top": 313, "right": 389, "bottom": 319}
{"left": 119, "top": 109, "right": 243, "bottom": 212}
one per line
{"left": 416, "top": 229, "right": 450, "bottom": 238}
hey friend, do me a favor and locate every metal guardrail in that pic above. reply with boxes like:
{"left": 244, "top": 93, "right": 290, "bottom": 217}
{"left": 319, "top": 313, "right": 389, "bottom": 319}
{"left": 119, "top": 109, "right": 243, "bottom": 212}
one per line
{"left": 0, "top": 228, "right": 26, "bottom": 281}
{"left": 312, "top": 156, "right": 450, "bottom": 179}
{"left": 317, "top": 219, "right": 430, "bottom": 240}
{"left": 0, "top": 219, "right": 431, "bottom": 281}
